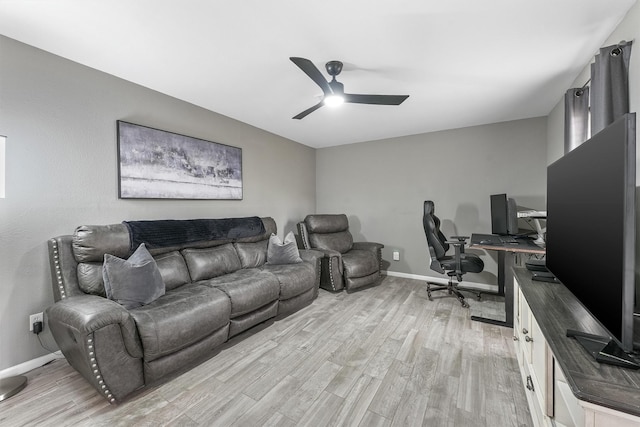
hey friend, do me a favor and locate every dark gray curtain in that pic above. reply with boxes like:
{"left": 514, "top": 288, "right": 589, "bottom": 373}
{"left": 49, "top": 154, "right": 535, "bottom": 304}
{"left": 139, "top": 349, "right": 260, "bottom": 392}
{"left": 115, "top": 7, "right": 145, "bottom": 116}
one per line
{"left": 590, "top": 41, "right": 632, "bottom": 135}
{"left": 564, "top": 87, "right": 590, "bottom": 153}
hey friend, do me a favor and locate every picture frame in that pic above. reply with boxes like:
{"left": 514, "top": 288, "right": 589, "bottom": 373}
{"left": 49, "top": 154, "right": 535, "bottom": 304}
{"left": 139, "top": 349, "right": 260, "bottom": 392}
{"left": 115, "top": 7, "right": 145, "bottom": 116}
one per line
{"left": 117, "top": 121, "right": 242, "bottom": 200}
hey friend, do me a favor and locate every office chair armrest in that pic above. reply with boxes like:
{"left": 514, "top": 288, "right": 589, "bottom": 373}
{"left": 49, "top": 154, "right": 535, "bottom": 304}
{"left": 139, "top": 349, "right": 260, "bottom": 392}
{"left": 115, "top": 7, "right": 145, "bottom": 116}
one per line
{"left": 445, "top": 242, "right": 464, "bottom": 275}
{"left": 447, "top": 237, "right": 468, "bottom": 254}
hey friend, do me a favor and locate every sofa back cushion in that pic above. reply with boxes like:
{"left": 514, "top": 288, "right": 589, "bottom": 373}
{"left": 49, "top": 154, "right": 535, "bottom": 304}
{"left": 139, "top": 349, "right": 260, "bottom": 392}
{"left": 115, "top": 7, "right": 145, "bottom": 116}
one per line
{"left": 304, "top": 214, "right": 349, "bottom": 234}
{"left": 77, "top": 262, "right": 107, "bottom": 296}
{"left": 234, "top": 240, "right": 268, "bottom": 268}
{"left": 182, "top": 243, "right": 242, "bottom": 282}
{"left": 153, "top": 251, "right": 191, "bottom": 291}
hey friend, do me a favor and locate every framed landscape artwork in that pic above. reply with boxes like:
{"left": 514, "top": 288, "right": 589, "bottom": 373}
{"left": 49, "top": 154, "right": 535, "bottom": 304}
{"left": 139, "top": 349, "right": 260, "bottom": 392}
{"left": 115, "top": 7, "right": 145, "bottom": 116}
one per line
{"left": 117, "top": 121, "right": 242, "bottom": 200}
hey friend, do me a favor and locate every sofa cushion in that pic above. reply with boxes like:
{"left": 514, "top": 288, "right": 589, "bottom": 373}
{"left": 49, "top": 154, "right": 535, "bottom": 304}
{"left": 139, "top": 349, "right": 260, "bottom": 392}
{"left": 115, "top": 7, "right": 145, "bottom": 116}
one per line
{"left": 201, "top": 269, "right": 280, "bottom": 317}
{"left": 234, "top": 240, "right": 268, "bottom": 268}
{"left": 262, "top": 262, "right": 316, "bottom": 300}
{"left": 103, "top": 243, "right": 166, "bottom": 309}
{"left": 267, "top": 232, "right": 302, "bottom": 265}
{"left": 130, "top": 284, "right": 231, "bottom": 362}
{"left": 342, "top": 249, "right": 379, "bottom": 278}
{"left": 182, "top": 243, "right": 242, "bottom": 282}
{"left": 153, "top": 251, "right": 190, "bottom": 291}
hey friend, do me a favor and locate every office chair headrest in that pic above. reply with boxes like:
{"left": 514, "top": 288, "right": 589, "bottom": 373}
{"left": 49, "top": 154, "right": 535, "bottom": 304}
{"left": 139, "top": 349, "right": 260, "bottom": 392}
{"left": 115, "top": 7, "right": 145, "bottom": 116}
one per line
{"left": 424, "top": 200, "right": 435, "bottom": 217}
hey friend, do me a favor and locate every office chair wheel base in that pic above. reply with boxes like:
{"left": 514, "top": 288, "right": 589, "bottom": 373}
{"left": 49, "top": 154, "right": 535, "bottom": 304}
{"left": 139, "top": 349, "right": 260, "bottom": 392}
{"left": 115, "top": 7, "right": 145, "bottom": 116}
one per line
{"left": 455, "top": 294, "right": 469, "bottom": 308}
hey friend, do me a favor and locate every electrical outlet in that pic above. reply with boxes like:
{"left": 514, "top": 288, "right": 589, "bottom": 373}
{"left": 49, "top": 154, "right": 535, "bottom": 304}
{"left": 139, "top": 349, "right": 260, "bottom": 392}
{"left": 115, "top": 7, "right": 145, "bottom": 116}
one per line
{"left": 29, "top": 312, "right": 43, "bottom": 332}
{"left": 393, "top": 250, "right": 400, "bottom": 261}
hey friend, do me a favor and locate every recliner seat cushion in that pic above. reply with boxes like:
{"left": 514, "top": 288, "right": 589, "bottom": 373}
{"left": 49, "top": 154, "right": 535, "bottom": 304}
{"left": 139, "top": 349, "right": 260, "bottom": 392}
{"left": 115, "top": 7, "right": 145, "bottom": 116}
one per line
{"left": 130, "top": 284, "right": 230, "bottom": 362}
{"left": 262, "top": 262, "right": 316, "bottom": 300}
{"left": 342, "top": 250, "right": 379, "bottom": 278}
{"left": 201, "top": 269, "right": 280, "bottom": 317}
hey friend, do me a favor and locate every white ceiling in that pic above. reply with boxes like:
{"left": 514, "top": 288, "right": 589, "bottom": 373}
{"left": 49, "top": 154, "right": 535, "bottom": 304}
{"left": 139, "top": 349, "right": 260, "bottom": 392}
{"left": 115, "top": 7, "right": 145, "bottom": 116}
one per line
{"left": 0, "top": 0, "right": 636, "bottom": 148}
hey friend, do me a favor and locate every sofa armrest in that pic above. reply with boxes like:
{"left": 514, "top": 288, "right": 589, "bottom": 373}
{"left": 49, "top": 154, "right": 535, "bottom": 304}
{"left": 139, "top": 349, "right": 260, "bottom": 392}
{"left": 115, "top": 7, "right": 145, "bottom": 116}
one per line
{"left": 48, "top": 295, "right": 137, "bottom": 337}
{"left": 46, "top": 295, "right": 144, "bottom": 403}
{"left": 353, "top": 242, "right": 384, "bottom": 272}
{"left": 298, "top": 248, "right": 324, "bottom": 265}
{"left": 303, "top": 249, "right": 343, "bottom": 292}
{"left": 296, "top": 222, "right": 311, "bottom": 249}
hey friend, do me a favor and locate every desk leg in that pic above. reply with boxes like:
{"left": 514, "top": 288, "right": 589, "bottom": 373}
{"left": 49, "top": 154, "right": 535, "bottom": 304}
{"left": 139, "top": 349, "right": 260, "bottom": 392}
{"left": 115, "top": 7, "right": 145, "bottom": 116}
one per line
{"left": 470, "top": 251, "right": 514, "bottom": 328}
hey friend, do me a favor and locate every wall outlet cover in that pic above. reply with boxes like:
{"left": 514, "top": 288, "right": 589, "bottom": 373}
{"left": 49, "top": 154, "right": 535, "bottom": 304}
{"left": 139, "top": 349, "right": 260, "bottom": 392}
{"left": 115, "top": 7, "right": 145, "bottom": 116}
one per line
{"left": 29, "top": 312, "right": 43, "bottom": 332}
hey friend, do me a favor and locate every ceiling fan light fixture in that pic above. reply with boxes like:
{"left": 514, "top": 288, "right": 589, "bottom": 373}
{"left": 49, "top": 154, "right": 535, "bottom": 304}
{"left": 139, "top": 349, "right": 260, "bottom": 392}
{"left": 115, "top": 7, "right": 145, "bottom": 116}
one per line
{"left": 324, "top": 94, "right": 344, "bottom": 107}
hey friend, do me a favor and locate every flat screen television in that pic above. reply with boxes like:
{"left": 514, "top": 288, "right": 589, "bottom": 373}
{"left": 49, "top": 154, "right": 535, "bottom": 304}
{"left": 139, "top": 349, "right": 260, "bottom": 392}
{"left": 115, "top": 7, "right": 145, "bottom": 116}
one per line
{"left": 546, "top": 113, "right": 636, "bottom": 358}
{"left": 490, "top": 193, "right": 518, "bottom": 235}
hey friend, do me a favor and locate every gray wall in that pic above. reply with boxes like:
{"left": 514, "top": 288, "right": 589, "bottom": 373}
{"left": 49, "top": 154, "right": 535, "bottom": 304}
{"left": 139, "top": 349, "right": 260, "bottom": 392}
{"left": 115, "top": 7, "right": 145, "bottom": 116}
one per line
{"left": 546, "top": 2, "right": 640, "bottom": 306}
{"left": 0, "top": 36, "right": 316, "bottom": 371}
{"left": 316, "top": 117, "right": 548, "bottom": 286}
{"left": 546, "top": 1, "right": 640, "bottom": 167}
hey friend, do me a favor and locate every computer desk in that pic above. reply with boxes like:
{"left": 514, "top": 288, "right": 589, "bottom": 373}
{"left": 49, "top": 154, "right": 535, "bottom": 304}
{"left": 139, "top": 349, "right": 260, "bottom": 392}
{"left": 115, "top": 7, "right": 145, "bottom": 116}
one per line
{"left": 469, "top": 233, "right": 545, "bottom": 328}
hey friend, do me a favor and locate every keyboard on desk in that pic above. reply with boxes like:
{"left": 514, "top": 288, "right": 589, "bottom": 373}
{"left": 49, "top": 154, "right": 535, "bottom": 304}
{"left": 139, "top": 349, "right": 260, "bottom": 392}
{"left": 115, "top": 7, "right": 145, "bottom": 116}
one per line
{"left": 475, "top": 234, "right": 520, "bottom": 245}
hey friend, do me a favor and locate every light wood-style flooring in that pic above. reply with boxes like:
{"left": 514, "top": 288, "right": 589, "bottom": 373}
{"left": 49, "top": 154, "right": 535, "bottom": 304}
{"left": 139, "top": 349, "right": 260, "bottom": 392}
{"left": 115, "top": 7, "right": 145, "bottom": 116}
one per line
{"left": 1, "top": 276, "right": 532, "bottom": 426}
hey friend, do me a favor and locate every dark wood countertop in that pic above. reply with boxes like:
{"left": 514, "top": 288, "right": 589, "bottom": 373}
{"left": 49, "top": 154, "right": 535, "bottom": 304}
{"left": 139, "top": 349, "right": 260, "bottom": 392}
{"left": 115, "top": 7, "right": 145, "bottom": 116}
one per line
{"left": 514, "top": 267, "right": 640, "bottom": 417}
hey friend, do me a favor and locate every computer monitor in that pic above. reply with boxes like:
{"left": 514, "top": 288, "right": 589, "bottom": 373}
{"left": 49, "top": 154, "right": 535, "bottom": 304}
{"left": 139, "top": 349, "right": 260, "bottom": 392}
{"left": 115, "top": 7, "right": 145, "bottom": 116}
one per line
{"left": 490, "top": 193, "right": 517, "bottom": 235}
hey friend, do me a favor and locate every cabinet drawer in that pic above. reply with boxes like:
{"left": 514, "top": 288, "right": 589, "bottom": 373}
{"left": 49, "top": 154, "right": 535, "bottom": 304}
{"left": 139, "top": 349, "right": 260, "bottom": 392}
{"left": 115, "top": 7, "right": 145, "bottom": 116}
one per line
{"left": 521, "top": 360, "right": 545, "bottom": 427}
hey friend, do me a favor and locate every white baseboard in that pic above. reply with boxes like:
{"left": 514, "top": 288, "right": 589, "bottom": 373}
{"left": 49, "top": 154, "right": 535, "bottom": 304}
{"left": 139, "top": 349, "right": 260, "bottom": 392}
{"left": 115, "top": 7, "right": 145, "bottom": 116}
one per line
{"left": 0, "top": 351, "right": 63, "bottom": 380}
{"left": 382, "top": 270, "right": 498, "bottom": 292}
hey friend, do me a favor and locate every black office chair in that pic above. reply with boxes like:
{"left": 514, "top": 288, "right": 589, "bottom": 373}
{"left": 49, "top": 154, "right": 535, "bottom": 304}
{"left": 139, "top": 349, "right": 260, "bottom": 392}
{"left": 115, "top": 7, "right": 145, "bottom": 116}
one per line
{"left": 423, "top": 200, "right": 484, "bottom": 307}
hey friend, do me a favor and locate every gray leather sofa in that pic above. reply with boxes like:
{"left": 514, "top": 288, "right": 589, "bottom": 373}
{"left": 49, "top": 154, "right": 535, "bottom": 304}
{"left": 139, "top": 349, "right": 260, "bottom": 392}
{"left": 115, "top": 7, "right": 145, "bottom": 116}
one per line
{"left": 297, "top": 214, "right": 384, "bottom": 292}
{"left": 46, "top": 217, "right": 321, "bottom": 404}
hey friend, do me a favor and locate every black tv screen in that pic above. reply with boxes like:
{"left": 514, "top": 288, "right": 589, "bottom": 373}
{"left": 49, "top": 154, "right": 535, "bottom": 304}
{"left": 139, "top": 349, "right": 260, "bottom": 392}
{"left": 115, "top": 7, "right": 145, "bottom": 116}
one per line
{"left": 546, "top": 113, "right": 636, "bottom": 352}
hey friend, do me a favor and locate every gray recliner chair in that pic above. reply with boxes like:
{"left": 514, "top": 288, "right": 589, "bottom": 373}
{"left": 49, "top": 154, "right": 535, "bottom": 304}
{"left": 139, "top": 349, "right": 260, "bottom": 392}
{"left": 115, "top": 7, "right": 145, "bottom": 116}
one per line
{"left": 297, "top": 214, "right": 384, "bottom": 292}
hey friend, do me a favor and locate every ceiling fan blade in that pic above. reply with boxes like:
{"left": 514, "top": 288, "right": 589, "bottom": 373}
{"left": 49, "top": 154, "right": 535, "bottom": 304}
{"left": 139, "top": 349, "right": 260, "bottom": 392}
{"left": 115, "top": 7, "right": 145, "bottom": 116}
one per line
{"left": 344, "top": 94, "right": 409, "bottom": 105}
{"left": 290, "top": 57, "right": 332, "bottom": 96}
{"left": 293, "top": 101, "right": 324, "bottom": 120}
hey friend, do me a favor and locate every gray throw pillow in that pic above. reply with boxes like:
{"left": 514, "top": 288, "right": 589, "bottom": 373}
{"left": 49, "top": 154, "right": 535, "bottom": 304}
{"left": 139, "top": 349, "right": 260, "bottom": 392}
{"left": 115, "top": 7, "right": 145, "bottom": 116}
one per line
{"left": 267, "top": 231, "right": 303, "bottom": 265}
{"left": 103, "top": 243, "right": 165, "bottom": 309}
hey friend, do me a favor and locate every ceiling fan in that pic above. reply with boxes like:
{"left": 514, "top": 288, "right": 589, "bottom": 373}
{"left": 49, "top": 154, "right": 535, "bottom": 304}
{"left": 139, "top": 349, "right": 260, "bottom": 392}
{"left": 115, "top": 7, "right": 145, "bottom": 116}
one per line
{"left": 289, "top": 57, "right": 409, "bottom": 120}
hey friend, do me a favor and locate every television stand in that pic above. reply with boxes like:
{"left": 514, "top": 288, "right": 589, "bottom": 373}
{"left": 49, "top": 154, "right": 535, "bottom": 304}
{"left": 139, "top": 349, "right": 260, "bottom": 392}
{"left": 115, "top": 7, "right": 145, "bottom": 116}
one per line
{"left": 566, "top": 329, "right": 640, "bottom": 369}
